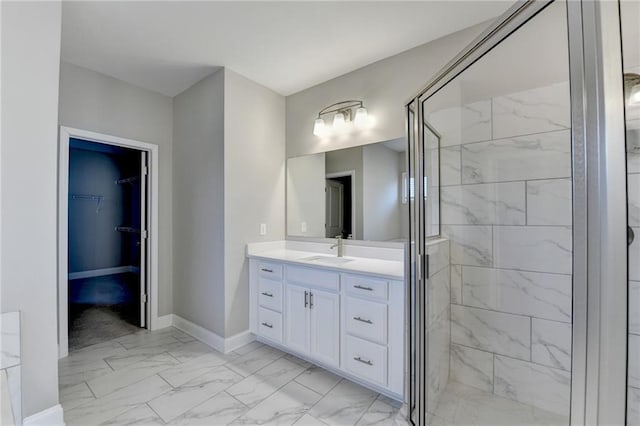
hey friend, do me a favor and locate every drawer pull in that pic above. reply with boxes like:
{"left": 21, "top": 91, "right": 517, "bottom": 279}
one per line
{"left": 353, "top": 316, "right": 373, "bottom": 324}
{"left": 354, "top": 284, "right": 373, "bottom": 291}
{"left": 310, "top": 292, "right": 314, "bottom": 308}
{"left": 304, "top": 291, "right": 309, "bottom": 308}
{"left": 261, "top": 322, "right": 273, "bottom": 329}
{"left": 261, "top": 292, "right": 274, "bottom": 298}
{"left": 353, "top": 356, "right": 373, "bottom": 366}
{"left": 261, "top": 268, "right": 274, "bottom": 273}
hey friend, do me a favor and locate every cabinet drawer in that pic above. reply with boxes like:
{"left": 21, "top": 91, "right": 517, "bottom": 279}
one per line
{"left": 258, "top": 307, "right": 282, "bottom": 344}
{"left": 344, "top": 335, "right": 387, "bottom": 386}
{"left": 258, "top": 261, "right": 283, "bottom": 280}
{"left": 345, "top": 296, "right": 387, "bottom": 345}
{"left": 258, "top": 278, "right": 282, "bottom": 312}
{"left": 343, "top": 274, "right": 388, "bottom": 301}
{"left": 286, "top": 265, "right": 339, "bottom": 292}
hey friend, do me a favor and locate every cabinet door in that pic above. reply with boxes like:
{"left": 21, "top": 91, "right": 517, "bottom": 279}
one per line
{"left": 285, "top": 284, "right": 309, "bottom": 355}
{"left": 309, "top": 289, "right": 340, "bottom": 367}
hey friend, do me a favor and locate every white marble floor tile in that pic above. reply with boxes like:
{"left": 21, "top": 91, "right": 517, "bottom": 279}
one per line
{"left": 148, "top": 365, "right": 243, "bottom": 422}
{"left": 117, "top": 330, "right": 183, "bottom": 350}
{"left": 64, "top": 375, "right": 172, "bottom": 426}
{"left": 356, "top": 399, "right": 399, "bottom": 426}
{"left": 232, "top": 381, "right": 322, "bottom": 425}
{"left": 99, "top": 403, "right": 164, "bottom": 426}
{"left": 168, "top": 340, "right": 215, "bottom": 363}
{"left": 233, "top": 341, "right": 264, "bottom": 356}
{"left": 60, "top": 381, "right": 95, "bottom": 411}
{"left": 59, "top": 357, "right": 115, "bottom": 388}
{"left": 284, "top": 353, "right": 313, "bottom": 369}
{"left": 170, "top": 391, "right": 249, "bottom": 425}
{"left": 88, "top": 353, "right": 179, "bottom": 398}
{"left": 226, "top": 344, "right": 286, "bottom": 377}
{"left": 160, "top": 351, "right": 233, "bottom": 388}
{"left": 294, "top": 365, "right": 342, "bottom": 396}
{"left": 104, "top": 339, "right": 185, "bottom": 370}
{"left": 309, "top": 379, "right": 378, "bottom": 426}
{"left": 294, "top": 413, "right": 327, "bottom": 425}
{"left": 227, "top": 357, "right": 306, "bottom": 407}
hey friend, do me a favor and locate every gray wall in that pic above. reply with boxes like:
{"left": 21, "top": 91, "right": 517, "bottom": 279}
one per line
{"left": 223, "top": 69, "right": 285, "bottom": 337}
{"left": 172, "top": 70, "right": 226, "bottom": 336}
{"left": 362, "top": 144, "right": 402, "bottom": 241}
{"left": 59, "top": 62, "right": 174, "bottom": 316}
{"left": 1, "top": 1, "right": 62, "bottom": 417}
{"left": 285, "top": 22, "right": 488, "bottom": 158}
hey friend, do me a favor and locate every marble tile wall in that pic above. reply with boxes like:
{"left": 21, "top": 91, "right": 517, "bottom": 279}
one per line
{"left": 1, "top": 312, "right": 22, "bottom": 425}
{"left": 425, "top": 240, "right": 451, "bottom": 411}
{"left": 430, "top": 81, "right": 573, "bottom": 417}
{"left": 627, "top": 110, "right": 640, "bottom": 424}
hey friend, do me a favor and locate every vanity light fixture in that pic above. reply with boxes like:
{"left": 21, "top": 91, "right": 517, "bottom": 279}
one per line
{"left": 313, "top": 100, "right": 369, "bottom": 136}
{"left": 624, "top": 73, "right": 640, "bottom": 106}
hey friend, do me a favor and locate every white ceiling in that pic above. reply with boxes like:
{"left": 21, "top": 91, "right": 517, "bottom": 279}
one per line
{"left": 61, "top": 1, "right": 512, "bottom": 97}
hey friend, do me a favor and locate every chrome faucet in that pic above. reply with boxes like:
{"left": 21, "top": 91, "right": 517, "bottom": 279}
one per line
{"left": 330, "top": 235, "right": 344, "bottom": 257}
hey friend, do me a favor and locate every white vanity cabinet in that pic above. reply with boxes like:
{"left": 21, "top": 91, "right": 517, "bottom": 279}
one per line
{"left": 248, "top": 257, "right": 405, "bottom": 400}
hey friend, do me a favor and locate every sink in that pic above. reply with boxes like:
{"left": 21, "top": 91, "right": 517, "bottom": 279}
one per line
{"left": 301, "top": 255, "right": 354, "bottom": 265}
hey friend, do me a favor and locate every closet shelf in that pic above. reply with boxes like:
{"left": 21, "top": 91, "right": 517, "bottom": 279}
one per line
{"left": 70, "top": 194, "right": 104, "bottom": 212}
{"left": 114, "top": 226, "right": 141, "bottom": 234}
{"left": 115, "top": 176, "right": 139, "bottom": 185}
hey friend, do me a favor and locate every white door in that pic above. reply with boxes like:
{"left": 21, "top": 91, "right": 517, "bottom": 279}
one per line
{"left": 325, "top": 179, "right": 344, "bottom": 238}
{"left": 139, "top": 152, "right": 148, "bottom": 327}
{"left": 285, "top": 284, "right": 309, "bottom": 355}
{"left": 309, "top": 289, "right": 340, "bottom": 367}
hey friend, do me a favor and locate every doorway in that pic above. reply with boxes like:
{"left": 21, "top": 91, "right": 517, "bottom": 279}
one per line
{"left": 67, "top": 138, "right": 146, "bottom": 350}
{"left": 325, "top": 171, "right": 354, "bottom": 238}
{"left": 58, "top": 127, "right": 160, "bottom": 358}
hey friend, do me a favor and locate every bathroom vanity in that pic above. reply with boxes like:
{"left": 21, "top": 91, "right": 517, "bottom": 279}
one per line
{"left": 246, "top": 241, "right": 405, "bottom": 400}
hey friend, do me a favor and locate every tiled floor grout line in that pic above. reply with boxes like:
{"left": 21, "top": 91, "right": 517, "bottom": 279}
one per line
{"left": 353, "top": 393, "right": 379, "bottom": 426}
{"left": 145, "top": 401, "right": 167, "bottom": 424}
{"left": 306, "top": 377, "right": 345, "bottom": 412}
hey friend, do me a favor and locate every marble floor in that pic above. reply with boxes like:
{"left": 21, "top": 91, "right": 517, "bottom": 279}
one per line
{"left": 59, "top": 327, "right": 401, "bottom": 426}
{"left": 427, "top": 381, "right": 569, "bottom": 426}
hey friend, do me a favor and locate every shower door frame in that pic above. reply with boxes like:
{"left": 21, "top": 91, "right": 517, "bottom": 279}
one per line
{"left": 405, "top": 1, "right": 628, "bottom": 424}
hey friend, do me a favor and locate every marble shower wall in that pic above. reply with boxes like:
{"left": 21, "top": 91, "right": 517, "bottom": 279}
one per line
{"left": 430, "top": 81, "right": 573, "bottom": 417}
{"left": 1, "top": 311, "right": 22, "bottom": 425}
{"left": 425, "top": 239, "right": 451, "bottom": 411}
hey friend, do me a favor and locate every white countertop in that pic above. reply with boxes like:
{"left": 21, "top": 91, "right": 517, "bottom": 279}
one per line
{"left": 246, "top": 241, "right": 405, "bottom": 280}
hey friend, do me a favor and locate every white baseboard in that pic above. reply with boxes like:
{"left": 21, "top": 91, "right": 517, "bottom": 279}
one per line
{"left": 225, "top": 330, "right": 255, "bottom": 353}
{"left": 23, "top": 404, "right": 64, "bottom": 426}
{"left": 68, "top": 265, "right": 139, "bottom": 280}
{"left": 154, "top": 314, "right": 173, "bottom": 330}
{"left": 170, "top": 315, "right": 254, "bottom": 354}
{"left": 171, "top": 315, "right": 226, "bottom": 353}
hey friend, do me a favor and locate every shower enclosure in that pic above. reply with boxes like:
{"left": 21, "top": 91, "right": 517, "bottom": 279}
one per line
{"left": 407, "top": 1, "right": 634, "bottom": 424}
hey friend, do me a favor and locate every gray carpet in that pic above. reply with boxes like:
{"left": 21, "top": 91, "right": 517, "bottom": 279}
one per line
{"left": 69, "top": 305, "right": 140, "bottom": 351}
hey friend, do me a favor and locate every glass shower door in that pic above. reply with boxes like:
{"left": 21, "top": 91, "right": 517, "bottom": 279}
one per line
{"left": 408, "top": 2, "right": 577, "bottom": 424}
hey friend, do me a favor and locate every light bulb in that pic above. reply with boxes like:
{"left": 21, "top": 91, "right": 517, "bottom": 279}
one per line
{"left": 333, "top": 112, "right": 346, "bottom": 130}
{"left": 630, "top": 83, "right": 640, "bottom": 106}
{"left": 313, "top": 118, "right": 327, "bottom": 136}
{"left": 354, "top": 107, "right": 368, "bottom": 127}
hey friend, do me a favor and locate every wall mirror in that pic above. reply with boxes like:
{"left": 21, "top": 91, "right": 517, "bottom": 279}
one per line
{"left": 286, "top": 138, "right": 416, "bottom": 242}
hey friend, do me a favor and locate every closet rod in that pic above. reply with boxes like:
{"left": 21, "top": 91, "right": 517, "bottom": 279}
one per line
{"left": 115, "top": 176, "right": 139, "bottom": 184}
{"left": 115, "top": 226, "right": 141, "bottom": 234}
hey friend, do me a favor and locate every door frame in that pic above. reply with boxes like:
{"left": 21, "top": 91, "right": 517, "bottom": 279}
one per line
{"left": 58, "top": 126, "right": 160, "bottom": 358}
{"left": 326, "top": 170, "right": 356, "bottom": 238}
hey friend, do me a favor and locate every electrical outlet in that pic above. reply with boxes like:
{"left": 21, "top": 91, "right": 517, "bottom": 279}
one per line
{"left": 301, "top": 222, "right": 307, "bottom": 233}
{"left": 260, "top": 223, "right": 267, "bottom": 235}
